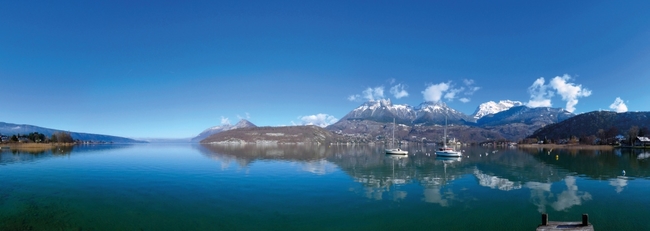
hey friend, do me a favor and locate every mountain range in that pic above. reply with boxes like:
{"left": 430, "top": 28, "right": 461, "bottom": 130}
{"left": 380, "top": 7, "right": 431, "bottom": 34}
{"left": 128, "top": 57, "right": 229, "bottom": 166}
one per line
{"left": 5, "top": 99, "right": 615, "bottom": 145}
{"left": 338, "top": 99, "right": 471, "bottom": 125}
{"left": 0, "top": 122, "right": 145, "bottom": 143}
{"left": 197, "top": 99, "right": 577, "bottom": 144}
{"left": 325, "top": 99, "right": 574, "bottom": 143}
{"left": 200, "top": 125, "right": 341, "bottom": 145}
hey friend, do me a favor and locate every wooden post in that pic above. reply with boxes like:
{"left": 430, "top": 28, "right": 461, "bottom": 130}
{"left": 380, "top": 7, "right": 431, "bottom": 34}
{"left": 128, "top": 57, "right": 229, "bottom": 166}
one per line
{"left": 582, "top": 214, "right": 588, "bottom": 226}
{"left": 541, "top": 213, "right": 548, "bottom": 226}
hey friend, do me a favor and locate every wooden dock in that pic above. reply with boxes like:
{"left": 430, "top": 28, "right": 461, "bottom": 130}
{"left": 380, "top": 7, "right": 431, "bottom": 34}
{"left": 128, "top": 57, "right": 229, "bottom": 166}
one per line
{"left": 536, "top": 214, "right": 594, "bottom": 231}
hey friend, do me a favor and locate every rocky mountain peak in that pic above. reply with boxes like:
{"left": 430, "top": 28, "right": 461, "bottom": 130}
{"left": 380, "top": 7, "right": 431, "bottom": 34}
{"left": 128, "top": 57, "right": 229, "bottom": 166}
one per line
{"left": 472, "top": 100, "right": 524, "bottom": 120}
{"left": 415, "top": 101, "right": 449, "bottom": 111}
{"left": 233, "top": 119, "right": 257, "bottom": 129}
{"left": 191, "top": 119, "right": 257, "bottom": 142}
{"left": 356, "top": 99, "right": 393, "bottom": 110}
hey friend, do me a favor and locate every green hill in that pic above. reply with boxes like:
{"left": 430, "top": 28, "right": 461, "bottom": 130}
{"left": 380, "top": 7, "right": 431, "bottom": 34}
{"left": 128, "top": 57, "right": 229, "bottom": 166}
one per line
{"left": 529, "top": 111, "right": 650, "bottom": 141}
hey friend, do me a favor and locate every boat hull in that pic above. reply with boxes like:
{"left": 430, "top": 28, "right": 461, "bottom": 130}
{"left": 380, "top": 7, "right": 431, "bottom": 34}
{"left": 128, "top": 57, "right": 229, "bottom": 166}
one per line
{"left": 385, "top": 149, "right": 408, "bottom": 155}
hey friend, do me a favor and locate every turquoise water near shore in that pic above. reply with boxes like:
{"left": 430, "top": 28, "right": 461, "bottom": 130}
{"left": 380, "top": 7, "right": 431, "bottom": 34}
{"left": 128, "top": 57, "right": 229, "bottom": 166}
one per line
{"left": 1, "top": 144, "right": 649, "bottom": 230}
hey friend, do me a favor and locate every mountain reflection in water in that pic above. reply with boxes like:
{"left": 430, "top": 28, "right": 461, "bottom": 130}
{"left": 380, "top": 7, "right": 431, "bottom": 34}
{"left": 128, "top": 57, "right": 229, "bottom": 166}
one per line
{"left": 197, "top": 144, "right": 650, "bottom": 213}
{"left": 2, "top": 144, "right": 650, "bottom": 230}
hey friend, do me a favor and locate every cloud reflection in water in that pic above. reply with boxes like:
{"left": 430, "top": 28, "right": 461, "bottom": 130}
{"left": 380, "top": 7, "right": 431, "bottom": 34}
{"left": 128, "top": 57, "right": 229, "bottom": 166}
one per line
{"left": 526, "top": 176, "right": 592, "bottom": 213}
{"left": 609, "top": 176, "right": 628, "bottom": 193}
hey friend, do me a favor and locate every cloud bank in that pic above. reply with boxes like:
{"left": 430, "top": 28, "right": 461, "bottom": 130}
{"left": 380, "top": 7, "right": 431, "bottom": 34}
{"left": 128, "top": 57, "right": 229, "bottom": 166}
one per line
{"left": 609, "top": 97, "right": 628, "bottom": 113}
{"left": 390, "top": 84, "right": 409, "bottom": 99}
{"left": 526, "top": 74, "right": 591, "bottom": 113}
{"left": 295, "top": 114, "right": 338, "bottom": 127}
{"left": 348, "top": 80, "right": 410, "bottom": 102}
{"left": 421, "top": 79, "right": 480, "bottom": 103}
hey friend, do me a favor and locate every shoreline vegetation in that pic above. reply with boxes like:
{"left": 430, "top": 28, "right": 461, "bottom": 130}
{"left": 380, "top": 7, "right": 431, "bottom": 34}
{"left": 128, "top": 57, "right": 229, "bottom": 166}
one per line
{"left": 517, "top": 143, "right": 616, "bottom": 150}
{"left": 1, "top": 143, "right": 76, "bottom": 152}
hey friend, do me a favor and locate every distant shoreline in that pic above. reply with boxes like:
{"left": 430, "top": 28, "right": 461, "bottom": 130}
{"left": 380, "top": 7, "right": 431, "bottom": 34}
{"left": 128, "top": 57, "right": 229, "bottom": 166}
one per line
{"left": 517, "top": 144, "right": 615, "bottom": 150}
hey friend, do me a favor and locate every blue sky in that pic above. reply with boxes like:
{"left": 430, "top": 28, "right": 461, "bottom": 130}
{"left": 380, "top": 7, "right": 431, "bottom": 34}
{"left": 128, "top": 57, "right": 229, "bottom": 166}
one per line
{"left": 2, "top": 1, "right": 649, "bottom": 138}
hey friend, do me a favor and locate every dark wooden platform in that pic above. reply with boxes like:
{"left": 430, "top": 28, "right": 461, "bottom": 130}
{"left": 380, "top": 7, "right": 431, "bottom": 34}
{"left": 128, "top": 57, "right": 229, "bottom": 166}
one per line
{"left": 536, "top": 214, "right": 594, "bottom": 231}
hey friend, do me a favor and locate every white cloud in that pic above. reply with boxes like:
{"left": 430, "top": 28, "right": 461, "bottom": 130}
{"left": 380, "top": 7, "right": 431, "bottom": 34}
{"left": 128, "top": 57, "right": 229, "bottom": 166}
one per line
{"left": 347, "top": 86, "right": 385, "bottom": 102}
{"left": 444, "top": 87, "right": 464, "bottom": 101}
{"left": 609, "top": 97, "right": 628, "bottom": 113}
{"left": 347, "top": 94, "right": 361, "bottom": 101}
{"left": 220, "top": 116, "right": 230, "bottom": 125}
{"left": 389, "top": 84, "right": 409, "bottom": 99}
{"left": 463, "top": 79, "right": 480, "bottom": 95}
{"left": 422, "top": 82, "right": 450, "bottom": 102}
{"left": 363, "top": 86, "right": 384, "bottom": 101}
{"left": 526, "top": 77, "right": 553, "bottom": 108}
{"left": 421, "top": 80, "right": 480, "bottom": 103}
{"left": 550, "top": 75, "right": 591, "bottom": 113}
{"left": 349, "top": 80, "right": 411, "bottom": 102}
{"left": 297, "top": 114, "right": 339, "bottom": 127}
{"left": 526, "top": 75, "right": 591, "bottom": 112}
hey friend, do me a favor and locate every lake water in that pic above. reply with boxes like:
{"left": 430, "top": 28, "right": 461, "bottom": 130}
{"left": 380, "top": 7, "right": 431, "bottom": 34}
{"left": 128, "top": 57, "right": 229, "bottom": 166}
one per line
{"left": 1, "top": 144, "right": 649, "bottom": 230}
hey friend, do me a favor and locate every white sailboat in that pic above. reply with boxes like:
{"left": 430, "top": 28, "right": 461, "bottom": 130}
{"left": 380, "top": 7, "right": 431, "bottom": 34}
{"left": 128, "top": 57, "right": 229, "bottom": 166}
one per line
{"left": 385, "top": 118, "right": 408, "bottom": 155}
{"left": 435, "top": 117, "right": 461, "bottom": 157}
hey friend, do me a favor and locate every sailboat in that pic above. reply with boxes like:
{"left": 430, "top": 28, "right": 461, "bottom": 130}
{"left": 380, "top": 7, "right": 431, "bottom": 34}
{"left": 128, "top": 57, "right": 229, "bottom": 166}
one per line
{"left": 385, "top": 118, "right": 408, "bottom": 155}
{"left": 435, "top": 116, "right": 461, "bottom": 157}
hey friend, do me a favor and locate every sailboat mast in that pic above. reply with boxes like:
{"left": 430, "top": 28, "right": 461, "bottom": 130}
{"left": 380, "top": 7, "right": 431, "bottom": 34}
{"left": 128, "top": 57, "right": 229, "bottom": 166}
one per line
{"left": 392, "top": 118, "right": 395, "bottom": 148}
{"left": 443, "top": 116, "right": 447, "bottom": 148}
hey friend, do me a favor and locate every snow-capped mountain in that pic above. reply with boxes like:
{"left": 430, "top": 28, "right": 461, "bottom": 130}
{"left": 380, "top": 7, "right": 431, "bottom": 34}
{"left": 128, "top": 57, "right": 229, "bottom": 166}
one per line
{"left": 327, "top": 99, "right": 577, "bottom": 142}
{"left": 476, "top": 106, "right": 574, "bottom": 126}
{"left": 339, "top": 99, "right": 416, "bottom": 124}
{"left": 335, "top": 100, "right": 470, "bottom": 126}
{"left": 191, "top": 119, "right": 257, "bottom": 142}
{"left": 412, "top": 101, "right": 471, "bottom": 125}
{"left": 472, "top": 100, "right": 524, "bottom": 120}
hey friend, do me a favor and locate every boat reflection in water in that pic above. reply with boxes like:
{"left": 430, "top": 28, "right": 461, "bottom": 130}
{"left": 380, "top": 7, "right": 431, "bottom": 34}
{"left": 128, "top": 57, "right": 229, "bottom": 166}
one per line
{"left": 435, "top": 156, "right": 461, "bottom": 162}
{"left": 197, "top": 144, "right": 650, "bottom": 225}
{"left": 3, "top": 143, "right": 650, "bottom": 230}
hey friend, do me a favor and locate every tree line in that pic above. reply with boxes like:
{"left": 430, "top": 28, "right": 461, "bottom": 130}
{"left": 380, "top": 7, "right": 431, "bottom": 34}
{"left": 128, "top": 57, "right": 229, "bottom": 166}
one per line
{"left": 1, "top": 132, "right": 75, "bottom": 143}
{"left": 523, "top": 126, "right": 649, "bottom": 146}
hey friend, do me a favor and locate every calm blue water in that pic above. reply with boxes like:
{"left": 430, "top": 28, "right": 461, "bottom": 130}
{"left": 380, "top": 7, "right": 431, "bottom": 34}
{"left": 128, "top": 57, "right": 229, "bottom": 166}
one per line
{"left": 1, "top": 144, "right": 649, "bottom": 230}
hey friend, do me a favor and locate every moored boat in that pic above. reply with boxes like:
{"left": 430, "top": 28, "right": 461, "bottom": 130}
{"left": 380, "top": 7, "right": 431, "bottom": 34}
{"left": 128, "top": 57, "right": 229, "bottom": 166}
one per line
{"left": 386, "top": 148, "right": 408, "bottom": 155}
{"left": 435, "top": 117, "right": 461, "bottom": 157}
{"left": 386, "top": 118, "right": 408, "bottom": 155}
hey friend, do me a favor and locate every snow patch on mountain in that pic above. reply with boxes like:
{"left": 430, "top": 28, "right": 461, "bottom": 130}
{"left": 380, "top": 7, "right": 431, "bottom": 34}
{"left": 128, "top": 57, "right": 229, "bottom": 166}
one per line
{"left": 338, "top": 99, "right": 471, "bottom": 126}
{"left": 412, "top": 101, "right": 469, "bottom": 125}
{"left": 191, "top": 119, "right": 257, "bottom": 142}
{"left": 472, "top": 100, "right": 524, "bottom": 120}
{"left": 346, "top": 99, "right": 417, "bottom": 121}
